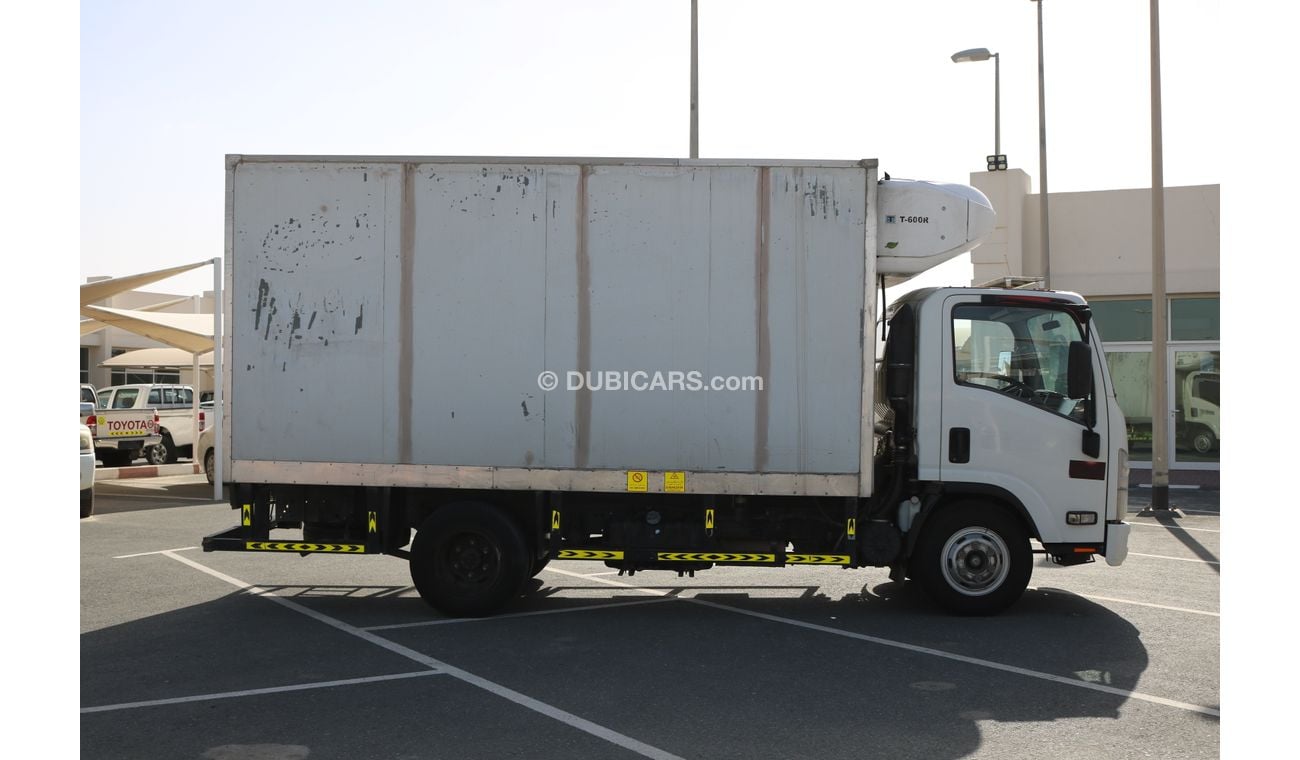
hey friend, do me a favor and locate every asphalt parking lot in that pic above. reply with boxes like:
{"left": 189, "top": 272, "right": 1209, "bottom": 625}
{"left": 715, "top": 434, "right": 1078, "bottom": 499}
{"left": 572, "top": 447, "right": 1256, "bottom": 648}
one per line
{"left": 81, "top": 477, "right": 1221, "bottom": 759}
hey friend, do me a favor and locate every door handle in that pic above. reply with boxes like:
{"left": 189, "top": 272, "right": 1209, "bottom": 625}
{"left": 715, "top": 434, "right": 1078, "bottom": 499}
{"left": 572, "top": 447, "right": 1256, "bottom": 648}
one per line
{"left": 949, "top": 428, "right": 971, "bottom": 463}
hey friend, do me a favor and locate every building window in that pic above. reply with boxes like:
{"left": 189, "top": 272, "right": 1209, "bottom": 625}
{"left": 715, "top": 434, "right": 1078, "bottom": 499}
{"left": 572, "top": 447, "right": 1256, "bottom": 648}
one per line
{"left": 1091, "top": 296, "right": 1219, "bottom": 343}
{"left": 1090, "top": 299, "right": 1153, "bottom": 342}
{"left": 80, "top": 348, "right": 90, "bottom": 384}
{"left": 1171, "top": 297, "right": 1219, "bottom": 341}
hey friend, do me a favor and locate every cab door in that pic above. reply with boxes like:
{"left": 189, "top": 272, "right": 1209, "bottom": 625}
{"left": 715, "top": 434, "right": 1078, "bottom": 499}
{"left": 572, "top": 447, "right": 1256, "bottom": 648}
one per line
{"left": 939, "top": 294, "right": 1110, "bottom": 546}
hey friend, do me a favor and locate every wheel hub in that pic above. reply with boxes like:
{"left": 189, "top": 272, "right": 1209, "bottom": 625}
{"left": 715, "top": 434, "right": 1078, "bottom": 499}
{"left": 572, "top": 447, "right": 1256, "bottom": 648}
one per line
{"left": 941, "top": 528, "right": 1010, "bottom": 596}
{"left": 447, "top": 534, "right": 496, "bottom": 583}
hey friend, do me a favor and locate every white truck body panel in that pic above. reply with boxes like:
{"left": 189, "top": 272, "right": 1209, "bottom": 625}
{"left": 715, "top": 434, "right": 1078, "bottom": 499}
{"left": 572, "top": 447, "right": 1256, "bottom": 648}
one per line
{"left": 225, "top": 156, "right": 996, "bottom": 499}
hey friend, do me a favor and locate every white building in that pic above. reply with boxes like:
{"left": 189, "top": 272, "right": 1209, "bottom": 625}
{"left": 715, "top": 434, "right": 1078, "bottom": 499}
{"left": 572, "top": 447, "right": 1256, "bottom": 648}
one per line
{"left": 971, "top": 170, "right": 1220, "bottom": 484}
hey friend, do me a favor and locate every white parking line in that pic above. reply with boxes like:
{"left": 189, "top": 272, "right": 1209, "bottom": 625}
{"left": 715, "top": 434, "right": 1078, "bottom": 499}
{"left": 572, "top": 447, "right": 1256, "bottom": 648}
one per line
{"left": 1128, "top": 522, "right": 1220, "bottom": 534}
{"left": 114, "top": 546, "right": 199, "bottom": 559}
{"left": 1028, "top": 588, "right": 1219, "bottom": 617}
{"left": 82, "top": 671, "right": 443, "bottom": 714}
{"left": 689, "top": 600, "right": 1220, "bottom": 718}
{"left": 1130, "top": 552, "right": 1220, "bottom": 565}
{"left": 544, "top": 566, "right": 669, "bottom": 595}
{"left": 545, "top": 567, "right": 1219, "bottom": 718}
{"left": 365, "top": 597, "right": 675, "bottom": 631}
{"left": 150, "top": 551, "right": 685, "bottom": 760}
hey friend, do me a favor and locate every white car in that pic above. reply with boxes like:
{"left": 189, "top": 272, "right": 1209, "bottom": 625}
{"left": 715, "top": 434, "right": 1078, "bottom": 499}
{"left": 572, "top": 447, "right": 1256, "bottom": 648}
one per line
{"left": 80, "top": 425, "right": 95, "bottom": 518}
{"left": 198, "top": 424, "right": 216, "bottom": 485}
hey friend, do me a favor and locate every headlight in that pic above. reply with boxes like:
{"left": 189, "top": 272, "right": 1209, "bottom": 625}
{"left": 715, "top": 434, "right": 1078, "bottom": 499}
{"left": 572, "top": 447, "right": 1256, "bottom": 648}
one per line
{"left": 80, "top": 427, "right": 93, "bottom": 451}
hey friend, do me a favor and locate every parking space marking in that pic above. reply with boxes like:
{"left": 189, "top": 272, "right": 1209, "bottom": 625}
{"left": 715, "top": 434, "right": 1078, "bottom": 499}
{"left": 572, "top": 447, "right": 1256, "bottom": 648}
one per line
{"left": 1130, "top": 552, "right": 1220, "bottom": 565}
{"left": 159, "top": 551, "right": 686, "bottom": 760}
{"left": 1128, "top": 522, "right": 1220, "bottom": 534}
{"left": 365, "top": 597, "right": 675, "bottom": 632}
{"left": 690, "top": 599, "right": 1220, "bottom": 718}
{"left": 544, "top": 567, "right": 670, "bottom": 595}
{"left": 544, "top": 568, "right": 1219, "bottom": 718}
{"left": 82, "top": 671, "right": 443, "bottom": 714}
{"left": 114, "top": 546, "right": 199, "bottom": 559}
{"left": 1028, "top": 587, "right": 1219, "bottom": 617}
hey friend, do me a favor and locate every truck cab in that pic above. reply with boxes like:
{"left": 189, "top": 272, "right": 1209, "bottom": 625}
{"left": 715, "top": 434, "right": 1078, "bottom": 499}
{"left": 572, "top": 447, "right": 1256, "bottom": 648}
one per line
{"left": 876, "top": 287, "right": 1130, "bottom": 611}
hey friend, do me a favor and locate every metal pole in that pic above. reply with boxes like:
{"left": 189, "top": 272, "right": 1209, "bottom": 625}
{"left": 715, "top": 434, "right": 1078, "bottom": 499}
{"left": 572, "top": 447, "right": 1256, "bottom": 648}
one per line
{"left": 1144, "top": 0, "right": 1175, "bottom": 515}
{"left": 1034, "top": 0, "right": 1050, "bottom": 290}
{"left": 994, "top": 52, "right": 1001, "bottom": 158}
{"left": 690, "top": 0, "right": 698, "bottom": 158}
{"left": 213, "top": 257, "right": 223, "bottom": 501}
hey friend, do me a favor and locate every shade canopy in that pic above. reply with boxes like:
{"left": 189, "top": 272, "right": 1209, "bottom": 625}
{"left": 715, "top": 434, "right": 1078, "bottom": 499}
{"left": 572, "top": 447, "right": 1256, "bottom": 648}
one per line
{"left": 80, "top": 305, "right": 214, "bottom": 354}
{"left": 99, "top": 347, "right": 214, "bottom": 368}
{"left": 80, "top": 261, "right": 212, "bottom": 306}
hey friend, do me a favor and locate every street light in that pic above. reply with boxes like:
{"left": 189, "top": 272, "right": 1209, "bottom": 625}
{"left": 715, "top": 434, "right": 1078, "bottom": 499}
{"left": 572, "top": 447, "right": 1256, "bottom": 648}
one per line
{"left": 1031, "top": 0, "right": 1050, "bottom": 290}
{"left": 950, "top": 48, "right": 1005, "bottom": 171}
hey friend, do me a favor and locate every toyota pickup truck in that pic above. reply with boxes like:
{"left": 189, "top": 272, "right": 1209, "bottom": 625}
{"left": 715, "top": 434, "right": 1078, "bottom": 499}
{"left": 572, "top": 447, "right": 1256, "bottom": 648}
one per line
{"left": 81, "top": 384, "right": 162, "bottom": 467}
{"left": 95, "top": 384, "right": 208, "bottom": 464}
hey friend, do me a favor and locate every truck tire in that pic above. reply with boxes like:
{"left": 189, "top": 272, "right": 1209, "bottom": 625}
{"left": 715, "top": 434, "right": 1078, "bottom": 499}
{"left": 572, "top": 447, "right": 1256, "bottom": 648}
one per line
{"left": 410, "top": 502, "right": 529, "bottom": 617}
{"left": 912, "top": 501, "right": 1031, "bottom": 615}
{"left": 204, "top": 449, "right": 215, "bottom": 484}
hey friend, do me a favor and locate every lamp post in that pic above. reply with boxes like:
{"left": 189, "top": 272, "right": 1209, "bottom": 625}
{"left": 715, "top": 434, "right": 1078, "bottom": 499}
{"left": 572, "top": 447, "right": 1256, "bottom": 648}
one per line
{"left": 950, "top": 48, "right": 1005, "bottom": 171}
{"left": 1031, "top": 0, "right": 1050, "bottom": 290}
{"left": 1141, "top": 0, "right": 1176, "bottom": 516}
{"left": 690, "top": 0, "right": 698, "bottom": 158}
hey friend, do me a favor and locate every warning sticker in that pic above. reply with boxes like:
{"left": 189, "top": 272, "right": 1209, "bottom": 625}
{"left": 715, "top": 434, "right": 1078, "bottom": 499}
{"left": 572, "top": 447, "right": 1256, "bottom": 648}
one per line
{"left": 664, "top": 471, "right": 685, "bottom": 492}
{"left": 627, "top": 471, "right": 648, "bottom": 492}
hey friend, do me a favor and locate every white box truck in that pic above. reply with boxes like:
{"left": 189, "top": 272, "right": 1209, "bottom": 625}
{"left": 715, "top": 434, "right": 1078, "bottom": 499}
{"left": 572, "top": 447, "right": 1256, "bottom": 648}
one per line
{"left": 204, "top": 155, "right": 1131, "bottom": 616}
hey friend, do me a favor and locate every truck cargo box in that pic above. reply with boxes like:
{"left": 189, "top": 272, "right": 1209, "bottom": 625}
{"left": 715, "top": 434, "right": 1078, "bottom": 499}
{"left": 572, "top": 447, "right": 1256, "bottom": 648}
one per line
{"left": 228, "top": 157, "right": 883, "bottom": 497}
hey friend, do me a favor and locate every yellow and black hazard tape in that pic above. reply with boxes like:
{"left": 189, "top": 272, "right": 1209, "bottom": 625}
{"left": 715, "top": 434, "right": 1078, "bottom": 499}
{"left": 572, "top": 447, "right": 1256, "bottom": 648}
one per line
{"left": 786, "top": 554, "right": 852, "bottom": 565}
{"left": 245, "top": 541, "right": 366, "bottom": 553}
{"left": 557, "top": 549, "right": 624, "bottom": 560}
{"left": 657, "top": 552, "right": 776, "bottom": 563}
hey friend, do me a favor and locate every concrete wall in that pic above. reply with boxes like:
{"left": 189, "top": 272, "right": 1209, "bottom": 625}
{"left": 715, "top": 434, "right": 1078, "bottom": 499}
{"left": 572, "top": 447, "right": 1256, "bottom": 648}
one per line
{"left": 970, "top": 171, "right": 1219, "bottom": 298}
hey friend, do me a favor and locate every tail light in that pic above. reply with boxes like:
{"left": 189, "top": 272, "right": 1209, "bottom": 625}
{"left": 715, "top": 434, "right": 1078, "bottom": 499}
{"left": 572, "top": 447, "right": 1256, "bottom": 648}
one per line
{"left": 199, "top": 411, "right": 206, "bottom": 431}
{"left": 85, "top": 414, "right": 98, "bottom": 436}
{"left": 154, "top": 412, "right": 160, "bottom": 432}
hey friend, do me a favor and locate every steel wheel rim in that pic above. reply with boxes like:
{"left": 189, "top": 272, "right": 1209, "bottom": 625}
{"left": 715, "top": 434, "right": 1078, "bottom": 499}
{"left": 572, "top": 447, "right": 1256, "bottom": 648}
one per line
{"left": 444, "top": 532, "right": 499, "bottom": 585}
{"left": 940, "top": 526, "right": 1010, "bottom": 596}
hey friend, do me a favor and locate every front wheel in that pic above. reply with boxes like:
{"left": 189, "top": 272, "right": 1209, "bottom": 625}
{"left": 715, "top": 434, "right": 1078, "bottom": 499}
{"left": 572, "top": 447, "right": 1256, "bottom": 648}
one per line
{"left": 912, "top": 501, "right": 1031, "bottom": 615}
{"left": 409, "top": 502, "right": 529, "bottom": 617}
{"left": 1190, "top": 427, "right": 1217, "bottom": 455}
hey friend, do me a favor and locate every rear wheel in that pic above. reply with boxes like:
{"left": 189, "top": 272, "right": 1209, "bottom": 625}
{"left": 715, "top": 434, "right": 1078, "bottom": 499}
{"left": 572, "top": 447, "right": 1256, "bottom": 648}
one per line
{"left": 410, "top": 502, "right": 529, "bottom": 617}
{"left": 80, "top": 487, "right": 94, "bottom": 519}
{"left": 913, "top": 501, "right": 1031, "bottom": 615}
{"left": 145, "top": 440, "right": 167, "bottom": 465}
{"left": 204, "top": 449, "right": 215, "bottom": 484}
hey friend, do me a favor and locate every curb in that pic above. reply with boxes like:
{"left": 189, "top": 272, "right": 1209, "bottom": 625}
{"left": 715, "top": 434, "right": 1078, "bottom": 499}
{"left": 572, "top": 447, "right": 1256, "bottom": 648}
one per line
{"left": 95, "top": 463, "right": 202, "bottom": 481}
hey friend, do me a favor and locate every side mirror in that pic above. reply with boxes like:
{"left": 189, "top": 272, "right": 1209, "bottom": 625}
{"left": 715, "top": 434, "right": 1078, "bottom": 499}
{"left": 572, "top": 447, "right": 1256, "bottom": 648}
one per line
{"left": 1067, "top": 341, "right": 1093, "bottom": 400}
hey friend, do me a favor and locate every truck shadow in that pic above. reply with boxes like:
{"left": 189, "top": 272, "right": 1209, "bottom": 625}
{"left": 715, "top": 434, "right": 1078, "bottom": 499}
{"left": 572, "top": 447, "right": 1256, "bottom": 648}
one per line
{"left": 82, "top": 572, "right": 1210, "bottom": 760}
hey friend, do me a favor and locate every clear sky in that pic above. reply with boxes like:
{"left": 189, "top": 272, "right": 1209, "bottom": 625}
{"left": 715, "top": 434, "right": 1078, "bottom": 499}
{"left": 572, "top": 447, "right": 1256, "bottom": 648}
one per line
{"left": 78, "top": 0, "right": 1220, "bottom": 296}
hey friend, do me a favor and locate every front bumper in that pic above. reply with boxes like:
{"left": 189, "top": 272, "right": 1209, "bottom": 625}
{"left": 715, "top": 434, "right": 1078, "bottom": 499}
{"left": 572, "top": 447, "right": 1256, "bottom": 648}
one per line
{"left": 1104, "top": 521, "right": 1131, "bottom": 566}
